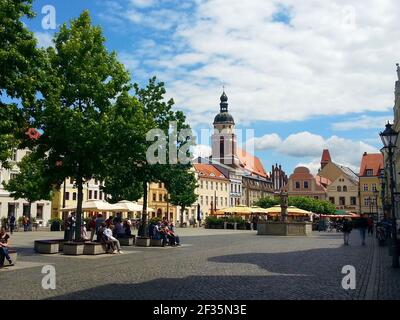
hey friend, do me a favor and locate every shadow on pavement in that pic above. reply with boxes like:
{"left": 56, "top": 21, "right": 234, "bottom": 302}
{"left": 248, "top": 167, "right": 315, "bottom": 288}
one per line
{"left": 48, "top": 246, "right": 370, "bottom": 300}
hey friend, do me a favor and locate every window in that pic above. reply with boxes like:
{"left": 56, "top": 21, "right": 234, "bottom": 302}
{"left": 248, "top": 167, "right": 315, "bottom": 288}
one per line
{"left": 23, "top": 204, "right": 30, "bottom": 216}
{"left": 339, "top": 197, "right": 346, "bottom": 206}
{"left": 230, "top": 198, "right": 233, "bottom": 206}
{"left": 314, "top": 196, "right": 319, "bottom": 200}
{"left": 364, "top": 198, "right": 370, "bottom": 206}
{"left": 36, "top": 204, "right": 43, "bottom": 219}
{"left": 94, "top": 191, "right": 98, "bottom": 199}
{"left": 225, "top": 184, "right": 228, "bottom": 191}
{"left": 200, "top": 181, "right": 203, "bottom": 189}
{"left": 206, "top": 196, "right": 209, "bottom": 206}
{"left": 304, "top": 181, "right": 309, "bottom": 189}
{"left": 73, "top": 192, "right": 77, "bottom": 201}
{"left": 234, "top": 184, "right": 237, "bottom": 193}
{"left": 238, "top": 185, "right": 241, "bottom": 193}
{"left": 211, "top": 181, "right": 214, "bottom": 190}
{"left": 89, "top": 190, "right": 92, "bottom": 199}
{"left": 350, "top": 197, "right": 357, "bottom": 206}
{"left": 295, "top": 181, "right": 301, "bottom": 189}
{"left": 363, "top": 184, "right": 368, "bottom": 191}
{"left": 65, "top": 192, "right": 70, "bottom": 201}
{"left": 231, "top": 184, "right": 233, "bottom": 193}
{"left": 200, "top": 196, "right": 203, "bottom": 205}
{"left": 70, "top": 178, "right": 74, "bottom": 185}
{"left": 159, "top": 182, "right": 162, "bottom": 188}
{"left": 216, "top": 197, "right": 218, "bottom": 206}
{"left": 366, "top": 169, "right": 373, "bottom": 176}
{"left": 343, "top": 186, "right": 348, "bottom": 192}
{"left": 225, "top": 198, "right": 228, "bottom": 206}
{"left": 372, "top": 184, "right": 377, "bottom": 192}
{"left": 216, "top": 182, "right": 218, "bottom": 190}
{"left": 329, "top": 197, "right": 335, "bottom": 204}
{"left": 99, "top": 192, "right": 103, "bottom": 200}
{"left": 159, "top": 194, "right": 163, "bottom": 202}
{"left": 10, "top": 173, "right": 18, "bottom": 180}
{"left": 152, "top": 193, "right": 156, "bottom": 201}
{"left": 337, "top": 186, "right": 342, "bottom": 192}
{"left": 11, "top": 149, "right": 17, "bottom": 161}
{"left": 206, "top": 181, "right": 208, "bottom": 190}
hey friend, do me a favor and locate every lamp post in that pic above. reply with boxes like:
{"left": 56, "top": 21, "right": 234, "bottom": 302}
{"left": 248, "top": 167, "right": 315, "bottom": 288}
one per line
{"left": 379, "top": 172, "right": 387, "bottom": 221}
{"left": 373, "top": 189, "right": 379, "bottom": 221}
{"left": 380, "top": 122, "right": 399, "bottom": 268}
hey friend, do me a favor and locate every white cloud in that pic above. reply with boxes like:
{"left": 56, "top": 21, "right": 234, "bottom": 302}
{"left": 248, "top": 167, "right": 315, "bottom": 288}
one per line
{"left": 332, "top": 115, "right": 393, "bottom": 131}
{"left": 130, "top": 0, "right": 156, "bottom": 8}
{"left": 250, "top": 131, "right": 379, "bottom": 172}
{"left": 250, "top": 133, "right": 282, "bottom": 151}
{"left": 191, "top": 144, "right": 212, "bottom": 159}
{"left": 35, "top": 32, "right": 54, "bottom": 48}
{"left": 106, "top": 0, "right": 400, "bottom": 125}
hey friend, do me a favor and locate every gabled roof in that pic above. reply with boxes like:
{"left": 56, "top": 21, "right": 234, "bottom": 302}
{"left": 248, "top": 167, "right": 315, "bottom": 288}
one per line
{"left": 336, "top": 164, "right": 359, "bottom": 184}
{"left": 236, "top": 147, "right": 268, "bottom": 178}
{"left": 359, "top": 153, "right": 383, "bottom": 176}
{"left": 193, "top": 163, "right": 229, "bottom": 181}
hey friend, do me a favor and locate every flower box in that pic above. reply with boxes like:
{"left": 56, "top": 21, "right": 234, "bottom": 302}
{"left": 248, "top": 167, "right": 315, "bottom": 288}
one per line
{"left": 83, "top": 242, "right": 107, "bottom": 255}
{"left": 63, "top": 242, "right": 85, "bottom": 255}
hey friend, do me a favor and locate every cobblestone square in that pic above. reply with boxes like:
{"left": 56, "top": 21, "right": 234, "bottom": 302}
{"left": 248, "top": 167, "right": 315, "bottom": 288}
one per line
{"left": 1, "top": 228, "right": 399, "bottom": 300}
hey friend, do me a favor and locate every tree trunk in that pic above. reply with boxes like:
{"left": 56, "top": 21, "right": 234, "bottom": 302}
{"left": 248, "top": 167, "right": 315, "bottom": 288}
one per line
{"left": 180, "top": 206, "right": 185, "bottom": 228}
{"left": 139, "top": 180, "right": 148, "bottom": 237}
{"left": 75, "top": 176, "right": 84, "bottom": 241}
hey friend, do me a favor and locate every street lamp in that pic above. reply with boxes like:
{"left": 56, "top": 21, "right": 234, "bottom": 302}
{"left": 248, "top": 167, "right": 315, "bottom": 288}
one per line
{"left": 373, "top": 189, "right": 379, "bottom": 220}
{"left": 380, "top": 122, "right": 399, "bottom": 268}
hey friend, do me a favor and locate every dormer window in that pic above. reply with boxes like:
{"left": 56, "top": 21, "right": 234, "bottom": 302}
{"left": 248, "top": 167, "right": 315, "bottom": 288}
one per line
{"left": 366, "top": 169, "right": 373, "bottom": 176}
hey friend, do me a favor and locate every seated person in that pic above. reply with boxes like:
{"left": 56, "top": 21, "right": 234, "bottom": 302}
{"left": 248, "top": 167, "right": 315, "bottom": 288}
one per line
{"left": 103, "top": 225, "right": 123, "bottom": 254}
{"left": 159, "top": 224, "right": 169, "bottom": 247}
{"left": 114, "top": 221, "right": 126, "bottom": 238}
{"left": 123, "top": 220, "right": 132, "bottom": 237}
{"left": 0, "top": 227, "right": 14, "bottom": 267}
{"left": 80, "top": 224, "right": 89, "bottom": 241}
{"left": 167, "top": 228, "right": 181, "bottom": 247}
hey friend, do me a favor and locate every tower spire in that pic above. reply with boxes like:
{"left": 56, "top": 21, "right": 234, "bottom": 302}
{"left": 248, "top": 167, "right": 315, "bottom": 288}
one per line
{"left": 220, "top": 88, "right": 228, "bottom": 113}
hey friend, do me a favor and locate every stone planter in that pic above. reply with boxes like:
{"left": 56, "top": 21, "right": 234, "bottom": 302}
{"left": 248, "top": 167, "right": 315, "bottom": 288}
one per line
{"left": 135, "top": 237, "right": 150, "bottom": 247}
{"left": 63, "top": 242, "right": 85, "bottom": 255}
{"left": 34, "top": 240, "right": 60, "bottom": 254}
{"left": 257, "top": 221, "right": 312, "bottom": 236}
{"left": 83, "top": 242, "right": 107, "bottom": 255}
{"left": 150, "top": 239, "right": 163, "bottom": 247}
{"left": 46, "top": 239, "right": 66, "bottom": 251}
{"left": 119, "top": 236, "right": 135, "bottom": 246}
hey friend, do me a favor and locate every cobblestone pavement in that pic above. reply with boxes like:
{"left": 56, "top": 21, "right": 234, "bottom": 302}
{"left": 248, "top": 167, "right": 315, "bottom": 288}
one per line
{"left": 0, "top": 228, "right": 399, "bottom": 300}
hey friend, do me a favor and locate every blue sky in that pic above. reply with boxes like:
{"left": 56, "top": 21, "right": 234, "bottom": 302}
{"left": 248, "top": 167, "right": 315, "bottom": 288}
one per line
{"left": 25, "top": 0, "right": 399, "bottom": 175}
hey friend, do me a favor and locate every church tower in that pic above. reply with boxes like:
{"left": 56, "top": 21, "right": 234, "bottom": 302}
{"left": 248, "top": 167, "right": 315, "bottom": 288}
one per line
{"left": 211, "top": 90, "right": 239, "bottom": 166}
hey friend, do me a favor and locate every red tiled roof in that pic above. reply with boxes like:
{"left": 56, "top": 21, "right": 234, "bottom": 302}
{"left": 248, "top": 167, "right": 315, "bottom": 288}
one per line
{"left": 321, "top": 149, "right": 331, "bottom": 164}
{"left": 359, "top": 153, "right": 383, "bottom": 176}
{"left": 194, "top": 164, "right": 228, "bottom": 181}
{"left": 236, "top": 147, "right": 268, "bottom": 178}
{"left": 26, "top": 128, "right": 41, "bottom": 140}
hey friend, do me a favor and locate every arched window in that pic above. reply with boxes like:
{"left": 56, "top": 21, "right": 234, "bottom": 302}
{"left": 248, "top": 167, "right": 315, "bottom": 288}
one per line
{"left": 337, "top": 186, "right": 342, "bottom": 192}
{"left": 343, "top": 186, "right": 347, "bottom": 192}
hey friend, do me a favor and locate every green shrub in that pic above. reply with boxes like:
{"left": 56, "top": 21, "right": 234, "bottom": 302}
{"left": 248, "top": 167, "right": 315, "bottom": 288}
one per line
{"left": 150, "top": 217, "right": 162, "bottom": 224}
{"left": 206, "top": 216, "right": 223, "bottom": 226}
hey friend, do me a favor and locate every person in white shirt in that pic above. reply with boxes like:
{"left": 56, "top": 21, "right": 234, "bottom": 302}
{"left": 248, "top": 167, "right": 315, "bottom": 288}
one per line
{"left": 103, "top": 226, "right": 123, "bottom": 254}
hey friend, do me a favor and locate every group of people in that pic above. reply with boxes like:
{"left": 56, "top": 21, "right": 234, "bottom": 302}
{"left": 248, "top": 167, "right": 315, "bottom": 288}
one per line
{"left": 149, "top": 218, "right": 181, "bottom": 247}
{"left": 0, "top": 227, "right": 14, "bottom": 268}
{"left": 3, "top": 215, "right": 30, "bottom": 234}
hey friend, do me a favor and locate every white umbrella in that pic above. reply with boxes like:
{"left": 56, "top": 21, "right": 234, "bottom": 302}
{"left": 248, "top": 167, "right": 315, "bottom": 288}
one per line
{"left": 60, "top": 200, "right": 124, "bottom": 212}
{"left": 116, "top": 200, "right": 143, "bottom": 212}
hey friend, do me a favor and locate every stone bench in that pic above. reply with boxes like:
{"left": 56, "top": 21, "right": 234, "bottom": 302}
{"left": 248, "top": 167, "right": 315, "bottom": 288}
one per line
{"left": 118, "top": 236, "right": 135, "bottom": 246}
{"left": 150, "top": 239, "right": 163, "bottom": 247}
{"left": 34, "top": 240, "right": 60, "bottom": 254}
{"left": 135, "top": 237, "right": 150, "bottom": 247}
{"left": 63, "top": 242, "right": 86, "bottom": 256}
{"left": 83, "top": 242, "right": 107, "bottom": 255}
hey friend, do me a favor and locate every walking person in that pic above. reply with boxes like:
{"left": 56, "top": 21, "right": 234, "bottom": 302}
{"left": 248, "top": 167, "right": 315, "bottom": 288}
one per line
{"left": 367, "top": 216, "right": 374, "bottom": 236}
{"left": 342, "top": 218, "right": 353, "bottom": 246}
{"left": 8, "top": 216, "right": 15, "bottom": 235}
{"left": 357, "top": 214, "right": 369, "bottom": 246}
{"left": 0, "top": 227, "right": 14, "bottom": 268}
{"left": 22, "top": 215, "right": 28, "bottom": 232}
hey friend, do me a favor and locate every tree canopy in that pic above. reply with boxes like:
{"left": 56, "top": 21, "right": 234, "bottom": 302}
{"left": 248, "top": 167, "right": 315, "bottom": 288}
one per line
{"left": 256, "top": 196, "right": 336, "bottom": 214}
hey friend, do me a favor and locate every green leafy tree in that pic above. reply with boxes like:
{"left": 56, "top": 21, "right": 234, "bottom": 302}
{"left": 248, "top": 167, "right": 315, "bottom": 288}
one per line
{"left": 101, "top": 92, "right": 147, "bottom": 203}
{"left": 165, "top": 168, "right": 198, "bottom": 227}
{"left": 133, "top": 77, "right": 194, "bottom": 236}
{"left": 0, "top": 0, "right": 39, "bottom": 167}
{"left": 32, "top": 11, "right": 131, "bottom": 240}
{"left": 255, "top": 197, "right": 279, "bottom": 208}
{"left": 288, "top": 197, "right": 336, "bottom": 214}
{"left": 3, "top": 152, "right": 53, "bottom": 218}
